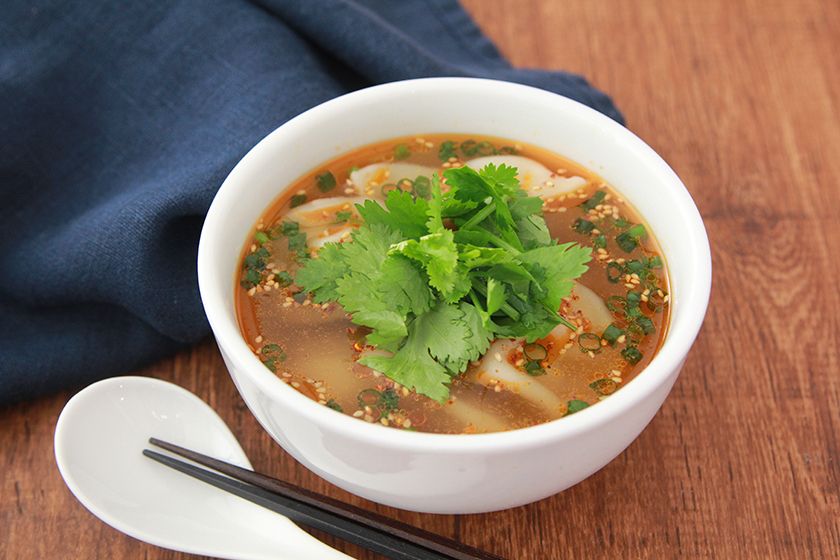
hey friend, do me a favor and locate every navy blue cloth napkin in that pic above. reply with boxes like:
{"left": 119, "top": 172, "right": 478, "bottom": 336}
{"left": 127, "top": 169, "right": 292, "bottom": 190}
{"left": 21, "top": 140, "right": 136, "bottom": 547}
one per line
{"left": 0, "top": 0, "right": 622, "bottom": 406}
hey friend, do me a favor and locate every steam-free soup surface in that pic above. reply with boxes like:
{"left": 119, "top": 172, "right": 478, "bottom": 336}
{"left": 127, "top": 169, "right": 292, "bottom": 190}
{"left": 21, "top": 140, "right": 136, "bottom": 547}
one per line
{"left": 236, "top": 135, "right": 670, "bottom": 434}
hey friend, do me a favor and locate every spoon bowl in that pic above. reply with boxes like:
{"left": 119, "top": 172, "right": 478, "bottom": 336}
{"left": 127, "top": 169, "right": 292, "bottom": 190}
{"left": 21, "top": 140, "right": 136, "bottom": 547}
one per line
{"left": 54, "top": 376, "right": 351, "bottom": 560}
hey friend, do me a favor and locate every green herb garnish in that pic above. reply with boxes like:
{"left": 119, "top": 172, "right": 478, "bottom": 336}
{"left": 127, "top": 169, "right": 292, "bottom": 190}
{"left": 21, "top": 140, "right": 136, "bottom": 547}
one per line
{"left": 590, "top": 379, "right": 617, "bottom": 395}
{"left": 325, "top": 398, "right": 344, "bottom": 413}
{"left": 295, "top": 164, "right": 591, "bottom": 401}
{"left": 316, "top": 171, "right": 337, "bottom": 192}
{"left": 394, "top": 144, "right": 411, "bottom": 160}
{"left": 563, "top": 399, "right": 590, "bottom": 417}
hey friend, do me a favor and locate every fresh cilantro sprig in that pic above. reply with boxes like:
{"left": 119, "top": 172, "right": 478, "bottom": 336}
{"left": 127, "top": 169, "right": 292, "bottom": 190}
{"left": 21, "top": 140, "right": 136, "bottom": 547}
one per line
{"left": 295, "top": 163, "right": 591, "bottom": 401}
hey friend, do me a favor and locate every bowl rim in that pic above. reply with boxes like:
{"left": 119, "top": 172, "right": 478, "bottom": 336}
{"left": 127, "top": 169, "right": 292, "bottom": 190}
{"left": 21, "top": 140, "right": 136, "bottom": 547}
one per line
{"left": 198, "top": 76, "right": 712, "bottom": 453}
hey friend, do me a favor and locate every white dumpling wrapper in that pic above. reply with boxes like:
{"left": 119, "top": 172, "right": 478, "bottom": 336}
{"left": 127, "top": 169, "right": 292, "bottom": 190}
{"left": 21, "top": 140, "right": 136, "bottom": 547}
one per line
{"left": 349, "top": 163, "right": 439, "bottom": 198}
{"left": 465, "top": 155, "right": 588, "bottom": 199}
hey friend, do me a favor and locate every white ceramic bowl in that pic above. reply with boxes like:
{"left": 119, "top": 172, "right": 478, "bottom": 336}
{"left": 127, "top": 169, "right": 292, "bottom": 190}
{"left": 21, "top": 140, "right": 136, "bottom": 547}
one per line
{"left": 198, "top": 77, "right": 712, "bottom": 514}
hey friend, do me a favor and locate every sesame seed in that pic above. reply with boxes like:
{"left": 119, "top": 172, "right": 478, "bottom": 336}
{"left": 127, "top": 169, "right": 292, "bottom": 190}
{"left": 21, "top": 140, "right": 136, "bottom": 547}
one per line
{"left": 494, "top": 352, "right": 503, "bottom": 362}
{"left": 353, "top": 410, "right": 364, "bottom": 417}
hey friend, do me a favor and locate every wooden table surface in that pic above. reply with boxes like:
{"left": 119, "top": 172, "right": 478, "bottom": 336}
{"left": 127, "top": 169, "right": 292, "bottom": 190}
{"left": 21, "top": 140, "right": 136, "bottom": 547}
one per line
{"left": 3, "top": 0, "right": 839, "bottom": 558}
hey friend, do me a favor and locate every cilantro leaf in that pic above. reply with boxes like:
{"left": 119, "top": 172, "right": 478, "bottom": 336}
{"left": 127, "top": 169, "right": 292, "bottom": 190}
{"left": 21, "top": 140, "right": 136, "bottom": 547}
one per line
{"left": 356, "top": 190, "right": 429, "bottom": 239}
{"left": 378, "top": 255, "right": 433, "bottom": 316}
{"left": 389, "top": 231, "right": 470, "bottom": 302}
{"left": 517, "top": 242, "right": 592, "bottom": 311}
{"left": 359, "top": 322, "right": 453, "bottom": 402}
{"left": 294, "top": 242, "right": 348, "bottom": 302}
{"left": 294, "top": 161, "right": 592, "bottom": 402}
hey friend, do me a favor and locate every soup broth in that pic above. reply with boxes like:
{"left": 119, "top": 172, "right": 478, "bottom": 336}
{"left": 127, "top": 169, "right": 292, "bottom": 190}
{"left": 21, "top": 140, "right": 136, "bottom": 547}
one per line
{"left": 235, "top": 135, "right": 670, "bottom": 434}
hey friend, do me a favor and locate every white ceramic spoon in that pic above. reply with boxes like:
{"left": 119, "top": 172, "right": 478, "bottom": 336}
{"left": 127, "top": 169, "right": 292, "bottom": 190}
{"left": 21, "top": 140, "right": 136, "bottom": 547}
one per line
{"left": 54, "top": 376, "right": 352, "bottom": 560}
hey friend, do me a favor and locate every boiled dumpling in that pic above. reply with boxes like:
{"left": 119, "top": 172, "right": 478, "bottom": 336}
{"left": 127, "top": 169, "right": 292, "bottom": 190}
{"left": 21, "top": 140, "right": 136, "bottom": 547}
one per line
{"left": 348, "top": 162, "right": 439, "bottom": 198}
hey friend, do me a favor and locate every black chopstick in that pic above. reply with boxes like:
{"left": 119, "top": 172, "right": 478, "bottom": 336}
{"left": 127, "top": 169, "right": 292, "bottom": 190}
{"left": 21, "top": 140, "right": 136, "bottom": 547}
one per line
{"left": 144, "top": 438, "right": 505, "bottom": 560}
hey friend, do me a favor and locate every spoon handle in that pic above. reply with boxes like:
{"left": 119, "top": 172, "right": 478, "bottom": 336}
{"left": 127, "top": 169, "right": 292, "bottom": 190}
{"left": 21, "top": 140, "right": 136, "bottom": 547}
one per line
{"left": 146, "top": 439, "right": 505, "bottom": 560}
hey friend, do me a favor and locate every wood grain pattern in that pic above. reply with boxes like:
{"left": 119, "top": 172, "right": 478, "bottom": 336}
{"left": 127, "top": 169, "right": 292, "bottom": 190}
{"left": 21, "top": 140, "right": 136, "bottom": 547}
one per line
{"left": 3, "top": 0, "right": 840, "bottom": 558}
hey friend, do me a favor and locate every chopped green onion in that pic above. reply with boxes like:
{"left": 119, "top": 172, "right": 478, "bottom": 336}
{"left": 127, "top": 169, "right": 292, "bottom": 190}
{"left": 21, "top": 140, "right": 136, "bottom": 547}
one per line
{"left": 626, "top": 323, "right": 645, "bottom": 342}
{"left": 613, "top": 216, "right": 631, "bottom": 230}
{"left": 241, "top": 268, "right": 262, "bottom": 288}
{"left": 287, "top": 232, "right": 307, "bottom": 253}
{"left": 621, "top": 346, "right": 643, "bottom": 365}
{"left": 260, "top": 343, "right": 286, "bottom": 362}
{"left": 625, "top": 260, "right": 646, "bottom": 274}
{"left": 596, "top": 217, "right": 615, "bottom": 232}
{"left": 274, "top": 270, "right": 293, "bottom": 287}
{"left": 357, "top": 388, "right": 400, "bottom": 413}
{"left": 325, "top": 399, "right": 343, "bottom": 412}
{"left": 573, "top": 218, "right": 596, "bottom": 236}
{"left": 580, "top": 189, "right": 607, "bottom": 211}
{"left": 460, "top": 139, "right": 478, "bottom": 156}
{"left": 607, "top": 262, "right": 625, "bottom": 283}
{"left": 601, "top": 323, "right": 623, "bottom": 346}
{"left": 316, "top": 171, "right": 336, "bottom": 192}
{"left": 627, "top": 224, "right": 647, "bottom": 238}
{"left": 475, "top": 141, "right": 497, "bottom": 156}
{"left": 524, "top": 360, "right": 546, "bottom": 376}
{"left": 563, "top": 399, "right": 590, "bottom": 417}
{"left": 290, "top": 194, "right": 307, "bottom": 208}
{"left": 394, "top": 143, "right": 411, "bottom": 160}
{"left": 523, "top": 342, "right": 548, "bottom": 361}
{"left": 615, "top": 231, "right": 638, "bottom": 253}
{"left": 644, "top": 255, "right": 662, "bottom": 268}
{"left": 253, "top": 231, "right": 269, "bottom": 245}
{"left": 438, "top": 141, "right": 457, "bottom": 161}
{"left": 593, "top": 234, "right": 607, "bottom": 249}
{"left": 624, "top": 291, "right": 643, "bottom": 319}
{"left": 413, "top": 176, "right": 431, "bottom": 198}
{"left": 606, "top": 295, "right": 626, "bottom": 313}
{"left": 578, "top": 333, "right": 602, "bottom": 353}
{"left": 636, "top": 315, "right": 656, "bottom": 335}
{"left": 270, "top": 221, "right": 299, "bottom": 239}
{"left": 590, "top": 378, "right": 618, "bottom": 396}
{"left": 261, "top": 358, "right": 277, "bottom": 372}
{"left": 358, "top": 388, "right": 382, "bottom": 406}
